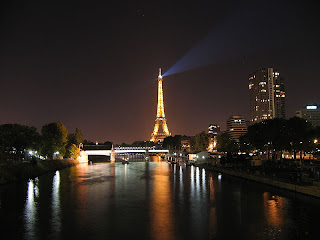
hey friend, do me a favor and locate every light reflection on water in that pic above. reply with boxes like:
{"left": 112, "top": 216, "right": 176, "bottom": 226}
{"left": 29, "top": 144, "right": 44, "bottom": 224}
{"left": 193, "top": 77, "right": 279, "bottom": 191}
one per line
{"left": 51, "top": 171, "right": 61, "bottom": 239}
{"left": 24, "top": 178, "right": 38, "bottom": 240}
{"left": 0, "top": 162, "right": 319, "bottom": 239}
{"left": 151, "top": 162, "right": 175, "bottom": 240}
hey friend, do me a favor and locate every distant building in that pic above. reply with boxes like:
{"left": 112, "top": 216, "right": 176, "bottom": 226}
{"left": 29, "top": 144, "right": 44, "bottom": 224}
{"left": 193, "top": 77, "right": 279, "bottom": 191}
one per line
{"left": 295, "top": 104, "right": 320, "bottom": 127}
{"left": 226, "top": 115, "right": 247, "bottom": 142}
{"left": 207, "top": 124, "right": 220, "bottom": 152}
{"left": 208, "top": 124, "right": 220, "bottom": 135}
{"left": 249, "top": 68, "right": 285, "bottom": 123}
{"left": 181, "top": 136, "right": 192, "bottom": 152}
{"left": 188, "top": 151, "right": 209, "bottom": 162}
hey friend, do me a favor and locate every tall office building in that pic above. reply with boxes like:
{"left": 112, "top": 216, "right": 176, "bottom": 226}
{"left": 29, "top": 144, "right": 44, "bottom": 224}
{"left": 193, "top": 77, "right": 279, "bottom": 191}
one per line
{"left": 226, "top": 115, "right": 247, "bottom": 142}
{"left": 249, "top": 68, "right": 285, "bottom": 123}
{"left": 207, "top": 124, "right": 220, "bottom": 152}
{"left": 295, "top": 104, "right": 320, "bottom": 127}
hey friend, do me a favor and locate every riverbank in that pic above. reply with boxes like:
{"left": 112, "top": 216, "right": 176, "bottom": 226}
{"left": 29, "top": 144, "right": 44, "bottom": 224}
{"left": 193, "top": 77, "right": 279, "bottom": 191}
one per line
{"left": 199, "top": 164, "right": 320, "bottom": 198}
{"left": 0, "top": 159, "right": 79, "bottom": 185}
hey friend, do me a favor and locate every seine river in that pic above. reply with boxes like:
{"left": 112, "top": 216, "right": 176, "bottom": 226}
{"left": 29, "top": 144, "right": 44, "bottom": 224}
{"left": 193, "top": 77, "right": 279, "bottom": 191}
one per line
{"left": 1, "top": 160, "right": 320, "bottom": 240}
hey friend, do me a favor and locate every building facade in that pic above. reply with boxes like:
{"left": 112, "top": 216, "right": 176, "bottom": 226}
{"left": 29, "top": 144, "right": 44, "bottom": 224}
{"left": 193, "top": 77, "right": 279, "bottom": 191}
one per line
{"left": 295, "top": 104, "right": 320, "bottom": 127}
{"left": 181, "top": 136, "right": 192, "bottom": 152}
{"left": 226, "top": 115, "right": 247, "bottom": 142}
{"left": 249, "top": 68, "right": 285, "bottom": 123}
{"left": 207, "top": 124, "right": 220, "bottom": 152}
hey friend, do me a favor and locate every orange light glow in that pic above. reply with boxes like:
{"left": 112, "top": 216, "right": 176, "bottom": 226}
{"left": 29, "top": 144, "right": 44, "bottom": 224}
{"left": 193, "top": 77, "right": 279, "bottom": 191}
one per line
{"left": 150, "top": 163, "right": 175, "bottom": 239}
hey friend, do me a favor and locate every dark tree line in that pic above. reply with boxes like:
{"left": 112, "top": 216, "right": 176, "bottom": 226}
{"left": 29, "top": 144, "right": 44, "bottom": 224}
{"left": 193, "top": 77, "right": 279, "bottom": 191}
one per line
{"left": 163, "top": 135, "right": 182, "bottom": 151}
{"left": 0, "top": 122, "right": 83, "bottom": 162}
{"left": 191, "top": 132, "right": 209, "bottom": 152}
{"left": 186, "top": 117, "right": 320, "bottom": 161}
{"left": 240, "top": 117, "right": 320, "bottom": 160}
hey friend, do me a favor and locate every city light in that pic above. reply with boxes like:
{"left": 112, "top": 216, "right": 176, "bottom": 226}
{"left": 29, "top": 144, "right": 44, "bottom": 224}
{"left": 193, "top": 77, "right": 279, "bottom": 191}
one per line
{"left": 307, "top": 105, "right": 318, "bottom": 110}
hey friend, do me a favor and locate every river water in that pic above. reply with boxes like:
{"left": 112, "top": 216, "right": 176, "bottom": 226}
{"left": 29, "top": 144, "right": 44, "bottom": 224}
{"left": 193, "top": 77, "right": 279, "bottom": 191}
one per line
{"left": 0, "top": 161, "right": 320, "bottom": 240}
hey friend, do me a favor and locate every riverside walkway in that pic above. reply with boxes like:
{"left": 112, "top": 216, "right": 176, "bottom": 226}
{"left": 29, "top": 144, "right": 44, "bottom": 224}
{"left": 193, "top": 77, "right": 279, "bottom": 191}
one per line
{"left": 200, "top": 164, "right": 320, "bottom": 198}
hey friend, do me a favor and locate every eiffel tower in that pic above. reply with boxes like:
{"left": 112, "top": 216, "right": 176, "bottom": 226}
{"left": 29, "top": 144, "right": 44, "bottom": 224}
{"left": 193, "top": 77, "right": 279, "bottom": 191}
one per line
{"left": 150, "top": 68, "right": 171, "bottom": 142}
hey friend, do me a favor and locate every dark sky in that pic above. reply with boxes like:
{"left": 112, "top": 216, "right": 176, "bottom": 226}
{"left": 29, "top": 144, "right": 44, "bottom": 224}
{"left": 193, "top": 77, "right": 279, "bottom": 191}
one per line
{"left": 1, "top": 0, "right": 319, "bottom": 144}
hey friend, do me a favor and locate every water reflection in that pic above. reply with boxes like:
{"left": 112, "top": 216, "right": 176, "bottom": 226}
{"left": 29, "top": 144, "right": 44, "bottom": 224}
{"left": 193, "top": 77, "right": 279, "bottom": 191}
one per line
{"left": 51, "top": 171, "right": 61, "bottom": 238}
{"left": 0, "top": 162, "right": 318, "bottom": 240}
{"left": 190, "top": 165, "right": 195, "bottom": 195}
{"left": 208, "top": 175, "right": 217, "bottom": 238}
{"left": 195, "top": 167, "right": 200, "bottom": 195}
{"left": 189, "top": 166, "right": 209, "bottom": 239}
{"left": 73, "top": 163, "right": 89, "bottom": 229}
{"left": 151, "top": 163, "right": 176, "bottom": 240}
{"left": 24, "top": 178, "right": 39, "bottom": 240}
{"left": 263, "top": 192, "right": 285, "bottom": 227}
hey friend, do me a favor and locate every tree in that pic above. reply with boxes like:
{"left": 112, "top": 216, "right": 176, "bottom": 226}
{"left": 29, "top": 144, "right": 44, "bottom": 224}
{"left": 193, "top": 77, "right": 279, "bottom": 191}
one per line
{"left": 40, "top": 122, "right": 68, "bottom": 159}
{"left": 66, "top": 128, "right": 83, "bottom": 158}
{"left": 266, "top": 118, "right": 289, "bottom": 160}
{"left": 0, "top": 124, "right": 40, "bottom": 161}
{"left": 286, "top": 117, "right": 313, "bottom": 160}
{"left": 67, "top": 144, "right": 81, "bottom": 159}
{"left": 241, "top": 117, "right": 315, "bottom": 161}
{"left": 131, "top": 141, "right": 154, "bottom": 147}
{"left": 103, "top": 141, "right": 113, "bottom": 149}
{"left": 163, "top": 135, "right": 182, "bottom": 151}
{"left": 216, "top": 132, "right": 238, "bottom": 156}
{"left": 192, "top": 131, "right": 209, "bottom": 152}
{"left": 68, "top": 128, "right": 83, "bottom": 146}
{"left": 83, "top": 139, "right": 95, "bottom": 145}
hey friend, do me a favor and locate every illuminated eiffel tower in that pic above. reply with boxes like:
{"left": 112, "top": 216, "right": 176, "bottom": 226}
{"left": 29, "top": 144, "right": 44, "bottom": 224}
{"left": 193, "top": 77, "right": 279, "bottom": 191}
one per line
{"left": 150, "top": 68, "right": 171, "bottom": 142}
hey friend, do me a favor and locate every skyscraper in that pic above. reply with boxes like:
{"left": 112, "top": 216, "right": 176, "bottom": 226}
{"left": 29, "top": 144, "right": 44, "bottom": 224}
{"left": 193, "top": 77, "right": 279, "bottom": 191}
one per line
{"left": 226, "top": 115, "right": 247, "bottom": 142}
{"left": 207, "top": 124, "right": 220, "bottom": 152}
{"left": 249, "top": 68, "right": 285, "bottom": 123}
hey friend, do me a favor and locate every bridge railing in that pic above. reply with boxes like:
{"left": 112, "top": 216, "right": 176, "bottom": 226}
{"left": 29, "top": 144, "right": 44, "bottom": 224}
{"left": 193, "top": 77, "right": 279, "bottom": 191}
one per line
{"left": 114, "top": 147, "right": 155, "bottom": 150}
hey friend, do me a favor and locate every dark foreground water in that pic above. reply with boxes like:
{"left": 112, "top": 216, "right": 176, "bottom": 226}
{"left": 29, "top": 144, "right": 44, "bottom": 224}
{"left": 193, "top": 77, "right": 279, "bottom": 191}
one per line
{"left": 1, "top": 161, "right": 320, "bottom": 240}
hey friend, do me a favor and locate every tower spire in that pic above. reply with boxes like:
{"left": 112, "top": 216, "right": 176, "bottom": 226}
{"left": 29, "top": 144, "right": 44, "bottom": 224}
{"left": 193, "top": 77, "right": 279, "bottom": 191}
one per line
{"left": 150, "top": 68, "right": 171, "bottom": 142}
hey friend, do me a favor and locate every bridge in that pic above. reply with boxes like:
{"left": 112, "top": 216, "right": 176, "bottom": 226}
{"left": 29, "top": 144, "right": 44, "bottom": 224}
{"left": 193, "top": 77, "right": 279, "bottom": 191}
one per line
{"left": 84, "top": 147, "right": 169, "bottom": 156}
{"left": 78, "top": 146, "right": 169, "bottom": 162}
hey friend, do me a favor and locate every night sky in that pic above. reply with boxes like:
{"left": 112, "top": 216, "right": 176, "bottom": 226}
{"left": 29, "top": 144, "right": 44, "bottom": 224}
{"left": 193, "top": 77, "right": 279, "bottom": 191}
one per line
{"left": 1, "top": 0, "right": 319, "bottom": 144}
